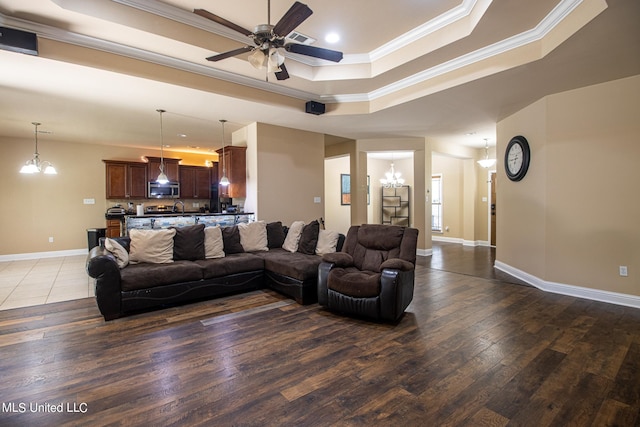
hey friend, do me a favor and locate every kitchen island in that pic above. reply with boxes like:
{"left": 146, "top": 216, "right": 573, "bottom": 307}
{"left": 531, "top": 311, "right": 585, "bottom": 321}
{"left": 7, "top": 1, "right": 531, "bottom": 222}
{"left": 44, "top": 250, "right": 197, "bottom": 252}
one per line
{"left": 124, "top": 212, "right": 254, "bottom": 235}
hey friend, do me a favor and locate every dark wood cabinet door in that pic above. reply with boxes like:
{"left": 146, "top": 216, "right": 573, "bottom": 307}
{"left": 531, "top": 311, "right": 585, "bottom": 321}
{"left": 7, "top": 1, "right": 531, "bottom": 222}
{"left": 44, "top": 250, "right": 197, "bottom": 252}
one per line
{"left": 216, "top": 146, "right": 246, "bottom": 198}
{"left": 179, "top": 166, "right": 211, "bottom": 199}
{"left": 179, "top": 166, "right": 196, "bottom": 198}
{"left": 105, "top": 163, "right": 127, "bottom": 199}
{"left": 194, "top": 167, "right": 211, "bottom": 199}
{"left": 147, "top": 157, "right": 180, "bottom": 182}
{"left": 105, "top": 161, "right": 147, "bottom": 199}
{"left": 128, "top": 164, "right": 148, "bottom": 198}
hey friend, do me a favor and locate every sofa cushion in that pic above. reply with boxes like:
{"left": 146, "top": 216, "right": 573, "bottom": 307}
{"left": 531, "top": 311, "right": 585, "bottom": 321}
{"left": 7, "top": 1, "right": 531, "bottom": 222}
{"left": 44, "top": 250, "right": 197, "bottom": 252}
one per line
{"left": 266, "top": 221, "right": 286, "bottom": 249}
{"left": 328, "top": 267, "right": 381, "bottom": 298}
{"left": 222, "top": 226, "right": 244, "bottom": 254}
{"left": 129, "top": 228, "right": 176, "bottom": 264}
{"left": 120, "top": 260, "right": 203, "bottom": 291}
{"left": 316, "top": 229, "right": 340, "bottom": 256}
{"left": 297, "top": 220, "right": 320, "bottom": 255}
{"left": 196, "top": 253, "right": 264, "bottom": 279}
{"left": 239, "top": 221, "right": 268, "bottom": 252}
{"left": 282, "top": 221, "right": 304, "bottom": 252}
{"left": 256, "top": 248, "right": 322, "bottom": 281}
{"left": 173, "top": 224, "right": 205, "bottom": 261}
{"left": 104, "top": 237, "right": 129, "bottom": 268}
{"left": 204, "top": 226, "right": 225, "bottom": 259}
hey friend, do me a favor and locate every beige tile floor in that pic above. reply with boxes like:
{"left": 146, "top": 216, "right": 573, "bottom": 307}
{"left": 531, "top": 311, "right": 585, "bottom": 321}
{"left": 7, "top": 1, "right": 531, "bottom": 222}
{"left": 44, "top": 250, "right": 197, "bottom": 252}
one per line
{"left": 0, "top": 255, "right": 93, "bottom": 311}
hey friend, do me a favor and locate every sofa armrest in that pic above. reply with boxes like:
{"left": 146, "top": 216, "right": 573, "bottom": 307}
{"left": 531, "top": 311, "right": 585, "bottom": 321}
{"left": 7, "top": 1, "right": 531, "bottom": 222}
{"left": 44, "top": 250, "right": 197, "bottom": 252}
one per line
{"left": 317, "top": 261, "right": 335, "bottom": 307}
{"left": 86, "top": 245, "right": 123, "bottom": 320}
{"left": 380, "top": 258, "right": 414, "bottom": 272}
{"left": 322, "top": 252, "right": 353, "bottom": 267}
{"left": 379, "top": 269, "right": 415, "bottom": 321}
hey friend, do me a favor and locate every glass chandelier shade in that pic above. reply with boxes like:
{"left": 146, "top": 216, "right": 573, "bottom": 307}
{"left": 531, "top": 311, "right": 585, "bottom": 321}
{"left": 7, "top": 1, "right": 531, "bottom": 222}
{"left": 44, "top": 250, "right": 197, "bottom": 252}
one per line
{"left": 20, "top": 122, "right": 57, "bottom": 175}
{"left": 477, "top": 138, "right": 496, "bottom": 168}
{"left": 156, "top": 109, "right": 169, "bottom": 184}
{"left": 380, "top": 162, "right": 405, "bottom": 188}
{"left": 248, "top": 47, "right": 285, "bottom": 73}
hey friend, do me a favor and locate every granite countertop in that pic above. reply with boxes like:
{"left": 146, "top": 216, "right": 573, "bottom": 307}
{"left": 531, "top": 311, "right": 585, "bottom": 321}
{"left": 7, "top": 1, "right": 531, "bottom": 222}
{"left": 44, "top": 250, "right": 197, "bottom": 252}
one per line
{"left": 125, "top": 212, "right": 252, "bottom": 218}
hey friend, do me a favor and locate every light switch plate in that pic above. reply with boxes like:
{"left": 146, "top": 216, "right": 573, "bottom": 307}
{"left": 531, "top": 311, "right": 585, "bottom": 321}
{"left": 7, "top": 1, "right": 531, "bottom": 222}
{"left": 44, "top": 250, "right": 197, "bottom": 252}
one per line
{"left": 83, "top": 198, "right": 95, "bottom": 205}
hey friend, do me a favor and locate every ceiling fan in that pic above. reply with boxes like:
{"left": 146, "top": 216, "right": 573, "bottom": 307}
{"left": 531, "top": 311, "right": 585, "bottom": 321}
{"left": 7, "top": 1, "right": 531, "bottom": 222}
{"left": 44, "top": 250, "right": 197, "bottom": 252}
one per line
{"left": 194, "top": 1, "right": 343, "bottom": 81}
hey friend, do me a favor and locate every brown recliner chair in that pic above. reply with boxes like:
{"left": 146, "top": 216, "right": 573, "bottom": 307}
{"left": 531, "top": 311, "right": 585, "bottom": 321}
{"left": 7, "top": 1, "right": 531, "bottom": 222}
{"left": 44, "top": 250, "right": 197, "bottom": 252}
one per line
{"left": 318, "top": 224, "right": 419, "bottom": 321}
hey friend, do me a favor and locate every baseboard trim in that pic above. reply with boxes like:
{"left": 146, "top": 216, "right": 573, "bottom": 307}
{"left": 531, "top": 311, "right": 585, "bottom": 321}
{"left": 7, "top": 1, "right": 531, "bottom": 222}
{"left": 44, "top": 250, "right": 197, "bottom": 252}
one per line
{"left": 417, "top": 248, "right": 433, "bottom": 257}
{"left": 0, "top": 248, "right": 88, "bottom": 262}
{"left": 494, "top": 260, "right": 640, "bottom": 309}
{"left": 432, "top": 236, "right": 490, "bottom": 247}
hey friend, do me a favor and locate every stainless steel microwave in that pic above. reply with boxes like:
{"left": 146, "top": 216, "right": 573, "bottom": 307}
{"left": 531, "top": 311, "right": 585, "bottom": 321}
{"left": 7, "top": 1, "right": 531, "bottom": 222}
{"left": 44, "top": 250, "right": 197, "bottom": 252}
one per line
{"left": 148, "top": 182, "right": 180, "bottom": 199}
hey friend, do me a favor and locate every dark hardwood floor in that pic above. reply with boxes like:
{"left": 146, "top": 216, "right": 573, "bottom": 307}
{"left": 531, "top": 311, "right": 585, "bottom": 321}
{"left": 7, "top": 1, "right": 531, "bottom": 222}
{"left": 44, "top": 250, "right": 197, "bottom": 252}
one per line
{"left": 1, "top": 242, "right": 639, "bottom": 426}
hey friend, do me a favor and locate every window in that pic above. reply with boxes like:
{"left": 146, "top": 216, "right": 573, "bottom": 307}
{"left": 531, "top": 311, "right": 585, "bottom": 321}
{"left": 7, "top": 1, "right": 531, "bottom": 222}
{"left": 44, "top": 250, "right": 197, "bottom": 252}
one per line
{"left": 431, "top": 174, "right": 442, "bottom": 232}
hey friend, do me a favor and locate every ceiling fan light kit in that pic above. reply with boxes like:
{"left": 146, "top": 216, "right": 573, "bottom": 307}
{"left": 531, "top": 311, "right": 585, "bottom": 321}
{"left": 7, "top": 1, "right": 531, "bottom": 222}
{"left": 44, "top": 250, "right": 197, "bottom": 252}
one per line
{"left": 195, "top": 1, "right": 343, "bottom": 81}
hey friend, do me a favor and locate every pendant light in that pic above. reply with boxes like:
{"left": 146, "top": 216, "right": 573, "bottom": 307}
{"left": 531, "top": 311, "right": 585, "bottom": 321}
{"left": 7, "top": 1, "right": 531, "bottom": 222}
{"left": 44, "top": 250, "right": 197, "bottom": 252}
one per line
{"left": 19, "top": 122, "right": 57, "bottom": 175}
{"left": 219, "top": 119, "right": 230, "bottom": 187}
{"left": 155, "top": 109, "right": 169, "bottom": 184}
{"left": 477, "top": 138, "right": 496, "bottom": 168}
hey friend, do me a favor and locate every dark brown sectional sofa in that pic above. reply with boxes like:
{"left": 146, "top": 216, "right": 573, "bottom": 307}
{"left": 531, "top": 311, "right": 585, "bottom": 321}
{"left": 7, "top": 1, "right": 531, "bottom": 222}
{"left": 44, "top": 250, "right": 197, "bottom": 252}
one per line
{"left": 86, "top": 221, "right": 344, "bottom": 320}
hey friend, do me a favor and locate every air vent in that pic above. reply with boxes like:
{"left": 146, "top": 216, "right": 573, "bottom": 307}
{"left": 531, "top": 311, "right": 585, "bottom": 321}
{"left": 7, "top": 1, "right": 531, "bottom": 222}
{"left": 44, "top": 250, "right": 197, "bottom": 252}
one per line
{"left": 285, "top": 31, "right": 315, "bottom": 45}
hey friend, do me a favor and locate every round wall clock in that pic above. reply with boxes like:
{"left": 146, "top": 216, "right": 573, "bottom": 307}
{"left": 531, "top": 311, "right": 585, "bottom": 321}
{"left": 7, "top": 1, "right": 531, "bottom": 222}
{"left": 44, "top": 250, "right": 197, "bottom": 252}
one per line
{"left": 504, "top": 135, "right": 530, "bottom": 181}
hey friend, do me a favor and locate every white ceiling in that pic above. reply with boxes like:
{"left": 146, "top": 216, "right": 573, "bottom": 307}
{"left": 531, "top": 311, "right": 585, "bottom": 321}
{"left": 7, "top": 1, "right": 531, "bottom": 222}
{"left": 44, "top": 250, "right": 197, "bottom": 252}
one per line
{"left": 0, "top": 0, "right": 638, "bottom": 156}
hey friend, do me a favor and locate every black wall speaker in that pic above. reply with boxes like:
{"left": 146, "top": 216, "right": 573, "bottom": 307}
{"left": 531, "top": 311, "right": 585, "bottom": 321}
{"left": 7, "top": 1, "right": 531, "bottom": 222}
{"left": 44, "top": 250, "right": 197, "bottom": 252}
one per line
{"left": 0, "top": 27, "right": 38, "bottom": 56}
{"left": 305, "top": 101, "right": 325, "bottom": 115}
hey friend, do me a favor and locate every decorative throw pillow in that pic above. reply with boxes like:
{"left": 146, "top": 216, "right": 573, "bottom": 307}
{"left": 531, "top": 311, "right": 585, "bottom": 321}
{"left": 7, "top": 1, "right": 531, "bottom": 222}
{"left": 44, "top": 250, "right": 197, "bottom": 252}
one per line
{"left": 282, "top": 220, "right": 305, "bottom": 253}
{"left": 222, "top": 226, "right": 244, "bottom": 254}
{"left": 104, "top": 237, "right": 129, "bottom": 268}
{"left": 297, "top": 220, "right": 320, "bottom": 255}
{"left": 172, "top": 224, "right": 205, "bottom": 261}
{"left": 204, "top": 226, "right": 225, "bottom": 259}
{"left": 315, "top": 229, "right": 340, "bottom": 256}
{"left": 266, "top": 221, "right": 286, "bottom": 249}
{"left": 238, "top": 221, "right": 268, "bottom": 252}
{"left": 129, "top": 228, "right": 176, "bottom": 264}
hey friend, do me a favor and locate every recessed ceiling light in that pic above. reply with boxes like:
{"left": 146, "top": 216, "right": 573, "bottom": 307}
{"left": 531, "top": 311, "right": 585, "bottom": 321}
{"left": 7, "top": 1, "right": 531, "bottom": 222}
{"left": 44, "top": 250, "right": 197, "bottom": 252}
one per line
{"left": 325, "top": 32, "right": 340, "bottom": 44}
{"left": 177, "top": 133, "right": 187, "bottom": 138}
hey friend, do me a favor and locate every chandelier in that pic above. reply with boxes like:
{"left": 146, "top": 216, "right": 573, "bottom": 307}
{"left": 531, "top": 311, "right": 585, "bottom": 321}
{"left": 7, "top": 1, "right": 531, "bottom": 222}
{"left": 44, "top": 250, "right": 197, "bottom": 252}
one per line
{"left": 380, "top": 162, "right": 405, "bottom": 188}
{"left": 477, "top": 138, "right": 496, "bottom": 168}
{"left": 19, "top": 122, "right": 57, "bottom": 174}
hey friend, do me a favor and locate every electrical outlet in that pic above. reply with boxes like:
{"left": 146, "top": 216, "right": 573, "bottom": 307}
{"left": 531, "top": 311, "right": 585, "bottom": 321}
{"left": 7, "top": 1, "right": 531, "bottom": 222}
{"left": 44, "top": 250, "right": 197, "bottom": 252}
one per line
{"left": 314, "top": 197, "right": 321, "bottom": 204}
{"left": 619, "top": 266, "right": 628, "bottom": 277}
{"left": 193, "top": 202, "right": 200, "bottom": 208}
{"left": 48, "top": 237, "right": 54, "bottom": 243}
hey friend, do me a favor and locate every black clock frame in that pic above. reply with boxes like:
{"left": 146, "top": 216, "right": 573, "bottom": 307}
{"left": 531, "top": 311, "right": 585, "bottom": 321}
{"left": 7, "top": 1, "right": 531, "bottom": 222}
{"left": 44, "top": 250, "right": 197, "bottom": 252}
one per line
{"left": 504, "top": 135, "right": 530, "bottom": 181}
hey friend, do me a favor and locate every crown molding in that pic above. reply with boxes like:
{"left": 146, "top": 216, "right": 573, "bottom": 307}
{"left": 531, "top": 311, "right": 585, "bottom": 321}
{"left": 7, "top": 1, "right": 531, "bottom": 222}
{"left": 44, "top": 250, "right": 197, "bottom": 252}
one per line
{"left": 0, "top": 13, "right": 319, "bottom": 102}
{"left": 0, "top": 0, "right": 600, "bottom": 108}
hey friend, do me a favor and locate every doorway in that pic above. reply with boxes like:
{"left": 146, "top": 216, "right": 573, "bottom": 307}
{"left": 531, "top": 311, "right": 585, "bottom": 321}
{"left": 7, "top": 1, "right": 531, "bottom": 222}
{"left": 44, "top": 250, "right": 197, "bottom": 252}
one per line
{"left": 490, "top": 171, "right": 496, "bottom": 246}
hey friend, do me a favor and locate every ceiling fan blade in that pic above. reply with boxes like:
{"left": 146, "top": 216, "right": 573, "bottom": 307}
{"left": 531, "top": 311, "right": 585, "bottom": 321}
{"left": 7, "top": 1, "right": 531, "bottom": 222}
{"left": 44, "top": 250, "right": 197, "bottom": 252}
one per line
{"left": 206, "top": 46, "right": 253, "bottom": 62}
{"left": 272, "top": 2, "right": 313, "bottom": 37}
{"left": 194, "top": 9, "right": 254, "bottom": 37}
{"left": 285, "top": 43, "right": 343, "bottom": 63}
{"left": 274, "top": 63, "right": 290, "bottom": 80}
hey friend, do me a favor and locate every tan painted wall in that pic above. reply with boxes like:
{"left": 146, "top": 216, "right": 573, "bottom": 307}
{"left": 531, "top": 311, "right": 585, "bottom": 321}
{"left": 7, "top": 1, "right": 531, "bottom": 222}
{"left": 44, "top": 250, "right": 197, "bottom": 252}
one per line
{"left": 497, "top": 75, "right": 640, "bottom": 295}
{"left": 251, "top": 123, "right": 325, "bottom": 227}
{"left": 324, "top": 156, "right": 351, "bottom": 235}
{"left": 1, "top": 137, "right": 214, "bottom": 256}
{"left": 432, "top": 154, "right": 464, "bottom": 239}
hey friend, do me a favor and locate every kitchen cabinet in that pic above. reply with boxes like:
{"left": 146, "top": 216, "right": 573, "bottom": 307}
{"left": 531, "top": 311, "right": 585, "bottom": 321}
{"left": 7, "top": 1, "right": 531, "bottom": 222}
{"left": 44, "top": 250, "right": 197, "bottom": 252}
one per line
{"left": 106, "top": 219, "right": 122, "bottom": 238}
{"left": 146, "top": 157, "right": 180, "bottom": 183}
{"left": 215, "top": 146, "right": 246, "bottom": 198}
{"left": 104, "top": 161, "right": 148, "bottom": 199}
{"left": 179, "top": 165, "right": 212, "bottom": 199}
